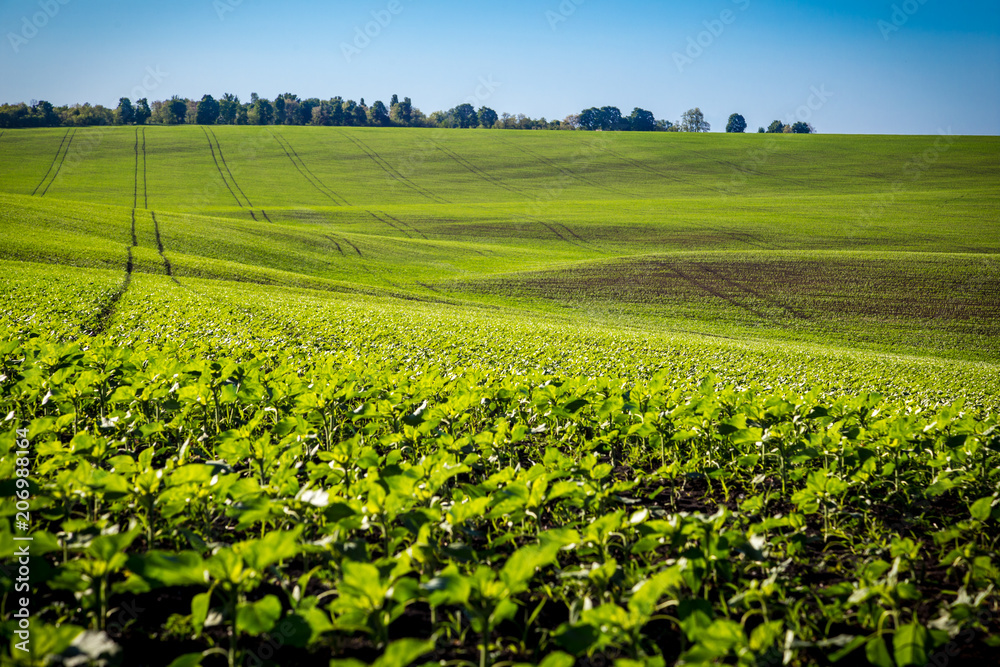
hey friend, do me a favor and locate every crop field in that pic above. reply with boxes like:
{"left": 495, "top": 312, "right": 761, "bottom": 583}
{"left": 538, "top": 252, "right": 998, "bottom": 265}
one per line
{"left": 0, "top": 127, "right": 998, "bottom": 667}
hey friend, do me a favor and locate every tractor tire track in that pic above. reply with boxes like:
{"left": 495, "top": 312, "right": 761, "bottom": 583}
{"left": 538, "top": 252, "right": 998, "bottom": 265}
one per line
{"left": 261, "top": 210, "right": 272, "bottom": 223}
{"left": 555, "top": 222, "right": 587, "bottom": 243}
{"left": 37, "top": 129, "right": 76, "bottom": 197}
{"left": 31, "top": 128, "right": 71, "bottom": 195}
{"left": 666, "top": 262, "right": 772, "bottom": 321}
{"left": 152, "top": 211, "right": 181, "bottom": 284}
{"left": 341, "top": 237, "right": 363, "bottom": 257}
{"left": 323, "top": 235, "right": 344, "bottom": 255}
{"left": 381, "top": 212, "right": 428, "bottom": 239}
{"left": 339, "top": 131, "right": 448, "bottom": 204}
{"left": 368, "top": 210, "right": 415, "bottom": 238}
{"left": 202, "top": 127, "right": 244, "bottom": 208}
{"left": 697, "top": 263, "right": 809, "bottom": 320}
{"left": 132, "top": 128, "right": 140, "bottom": 209}
{"left": 206, "top": 127, "right": 253, "bottom": 207}
{"left": 141, "top": 127, "right": 148, "bottom": 209}
{"left": 505, "top": 139, "right": 636, "bottom": 199}
{"left": 433, "top": 141, "right": 531, "bottom": 200}
{"left": 271, "top": 130, "right": 350, "bottom": 206}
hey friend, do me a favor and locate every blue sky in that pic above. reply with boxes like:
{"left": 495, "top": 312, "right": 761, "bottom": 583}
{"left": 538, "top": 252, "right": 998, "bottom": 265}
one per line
{"left": 1, "top": 0, "right": 998, "bottom": 134}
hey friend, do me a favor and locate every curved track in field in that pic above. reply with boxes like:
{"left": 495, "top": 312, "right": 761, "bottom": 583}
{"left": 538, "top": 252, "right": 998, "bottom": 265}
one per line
{"left": 32, "top": 128, "right": 75, "bottom": 196}
{"left": 270, "top": 130, "right": 351, "bottom": 206}
{"left": 339, "top": 131, "right": 449, "bottom": 204}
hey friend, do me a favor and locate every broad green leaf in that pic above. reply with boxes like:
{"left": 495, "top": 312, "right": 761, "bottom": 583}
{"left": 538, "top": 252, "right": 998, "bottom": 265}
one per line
{"left": 236, "top": 595, "right": 282, "bottom": 635}
{"left": 894, "top": 622, "right": 928, "bottom": 667}
{"left": 865, "top": 636, "right": 894, "bottom": 667}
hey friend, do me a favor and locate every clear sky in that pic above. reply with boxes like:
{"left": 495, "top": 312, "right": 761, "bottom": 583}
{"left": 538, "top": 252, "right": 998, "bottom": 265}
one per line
{"left": 1, "top": 0, "right": 998, "bottom": 134}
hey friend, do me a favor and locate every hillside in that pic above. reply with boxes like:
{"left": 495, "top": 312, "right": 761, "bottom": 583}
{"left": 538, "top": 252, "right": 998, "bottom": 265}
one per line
{"left": 0, "top": 127, "right": 998, "bottom": 667}
{"left": 0, "top": 126, "right": 997, "bottom": 365}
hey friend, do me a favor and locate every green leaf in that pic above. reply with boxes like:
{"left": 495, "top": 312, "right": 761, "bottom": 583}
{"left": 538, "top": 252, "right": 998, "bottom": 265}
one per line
{"left": 894, "top": 622, "right": 928, "bottom": 667}
{"left": 191, "top": 591, "right": 211, "bottom": 636}
{"left": 236, "top": 595, "right": 282, "bottom": 636}
{"left": 242, "top": 525, "right": 303, "bottom": 571}
{"left": 865, "top": 636, "right": 894, "bottom": 667}
{"left": 330, "top": 638, "right": 435, "bottom": 667}
{"left": 537, "top": 652, "right": 575, "bottom": 667}
{"left": 500, "top": 542, "right": 560, "bottom": 595}
{"left": 970, "top": 496, "right": 995, "bottom": 522}
{"left": 128, "top": 550, "right": 207, "bottom": 588}
{"left": 166, "top": 655, "right": 203, "bottom": 667}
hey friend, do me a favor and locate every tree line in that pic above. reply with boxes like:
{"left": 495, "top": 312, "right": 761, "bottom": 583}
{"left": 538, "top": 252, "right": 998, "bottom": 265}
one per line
{"left": 0, "top": 96, "right": 812, "bottom": 134}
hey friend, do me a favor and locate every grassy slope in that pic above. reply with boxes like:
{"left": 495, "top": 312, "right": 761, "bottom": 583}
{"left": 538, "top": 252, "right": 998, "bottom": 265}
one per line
{"left": 0, "top": 126, "right": 997, "bottom": 364}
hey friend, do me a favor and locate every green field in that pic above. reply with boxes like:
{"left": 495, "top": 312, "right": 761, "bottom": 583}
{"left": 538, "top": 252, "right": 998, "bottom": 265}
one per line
{"left": 0, "top": 127, "right": 998, "bottom": 666}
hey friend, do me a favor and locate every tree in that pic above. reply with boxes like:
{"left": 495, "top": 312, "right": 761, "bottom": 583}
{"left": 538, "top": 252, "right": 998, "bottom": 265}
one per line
{"left": 680, "top": 108, "right": 710, "bottom": 132}
{"left": 196, "top": 95, "right": 220, "bottom": 125}
{"left": 478, "top": 106, "right": 498, "bottom": 128}
{"left": 296, "top": 98, "right": 318, "bottom": 125}
{"left": 116, "top": 98, "right": 135, "bottom": 125}
{"left": 767, "top": 120, "right": 785, "bottom": 134}
{"left": 218, "top": 94, "right": 239, "bottom": 124}
{"left": 791, "top": 122, "right": 814, "bottom": 134}
{"left": 599, "top": 106, "right": 624, "bottom": 131}
{"left": 249, "top": 98, "right": 274, "bottom": 125}
{"left": 628, "top": 107, "right": 657, "bottom": 132}
{"left": 353, "top": 102, "right": 368, "bottom": 126}
{"left": 725, "top": 113, "right": 747, "bottom": 133}
{"left": 134, "top": 98, "right": 151, "bottom": 125}
{"left": 274, "top": 96, "right": 286, "bottom": 125}
{"left": 167, "top": 97, "right": 188, "bottom": 124}
{"left": 579, "top": 108, "right": 601, "bottom": 131}
{"left": 331, "top": 100, "right": 345, "bottom": 126}
{"left": 369, "top": 100, "right": 390, "bottom": 126}
{"left": 757, "top": 127, "right": 765, "bottom": 133}
{"left": 450, "top": 103, "right": 477, "bottom": 129}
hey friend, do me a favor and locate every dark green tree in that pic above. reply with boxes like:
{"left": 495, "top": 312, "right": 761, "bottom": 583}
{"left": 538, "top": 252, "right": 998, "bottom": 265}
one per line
{"left": 218, "top": 94, "right": 239, "bottom": 124}
{"left": 274, "top": 96, "right": 286, "bottom": 125}
{"left": 331, "top": 100, "right": 345, "bottom": 126}
{"left": 196, "top": 95, "right": 221, "bottom": 125}
{"left": 452, "top": 104, "right": 477, "bottom": 128}
{"left": 478, "top": 106, "right": 499, "bottom": 128}
{"left": 134, "top": 98, "right": 151, "bottom": 125}
{"left": 579, "top": 107, "right": 601, "bottom": 131}
{"left": 369, "top": 100, "right": 390, "bottom": 126}
{"left": 249, "top": 98, "right": 274, "bottom": 125}
{"left": 116, "top": 98, "right": 135, "bottom": 125}
{"left": 726, "top": 113, "right": 747, "bottom": 133}
{"left": 628, "top": 107, "right": 657, "bottom": 132}
{"left": 791, "top": 122, "right": 814, "bottom": 134}
{"left": 167, "top": 97, "right": 188, "bottom": 124}
{"left": 767, "top": 120, "right": 785, "bottom": 133}
{"left": 599, "top": 106, "right": 623, "bottom": 131}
